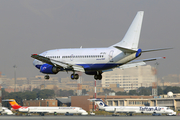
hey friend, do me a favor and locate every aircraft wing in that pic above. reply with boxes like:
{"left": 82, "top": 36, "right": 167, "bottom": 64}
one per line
{"left": 31, "top": 54, "right": 85, "bottom": 72}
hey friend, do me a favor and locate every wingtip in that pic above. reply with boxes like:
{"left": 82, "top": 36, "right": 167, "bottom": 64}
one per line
{"left": 163, "top": 57, "right": 166, "bottom": 59}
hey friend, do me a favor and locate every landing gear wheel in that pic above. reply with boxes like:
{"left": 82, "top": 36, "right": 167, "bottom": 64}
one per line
{"left": 71, "top": 74, "right": 79, "bottom": 80}
{"left": 98, "top": 74, "right": 102, "bottom": 80}
{"left": 44, "top": 75, "right": 50, "bottom": 79}
{"left": 74, "top": 74, "right": 79, "bottom": 79}
{"left": 71, "top": 74, "right": 75, "bottom": 80}
{"left": 94, "top": 75, "right": 98, "bottom": 80}
{"left": 94, "top": 74, "right": 102, "bottom": 80}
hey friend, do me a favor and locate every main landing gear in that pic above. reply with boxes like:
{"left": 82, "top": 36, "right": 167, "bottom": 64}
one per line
{"left": 71, "top": 73, "right": 79, "bottom": 80}
{"left": 94, "top": 71, "right": 102, "bottom": 80}
{"left": 94, "top": 74, "right": 102, "bottom": 80}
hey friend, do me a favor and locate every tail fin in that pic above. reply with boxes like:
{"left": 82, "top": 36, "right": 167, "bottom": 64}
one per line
{"left": 3, "top": 99, "right": 22, "bottom": 109}
{"left": 88, "top": 98, "right": 107, "bottom": 109}
{"left": 110, "top": 11, "right": 144, "bottom": 50}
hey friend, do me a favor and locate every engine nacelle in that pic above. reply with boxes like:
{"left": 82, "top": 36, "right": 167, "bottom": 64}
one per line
{"left": 40, "top": 64, "right": 59, "bottom": 74}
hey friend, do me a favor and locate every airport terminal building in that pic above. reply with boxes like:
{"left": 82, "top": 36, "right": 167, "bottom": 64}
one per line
{"left": 21, "top": 93, "right": 180, "bottom": 112}
{"left": 71, "top": 94, "right": 180, "bottom": 111}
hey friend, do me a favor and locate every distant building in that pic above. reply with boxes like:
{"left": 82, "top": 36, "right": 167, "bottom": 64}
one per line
{"left": 71, "top": 95, "right": 153, "bottom": 111}
{"left": 101, "top": 65, "right": 156, "bottom": 91}
{"left": 23, "top": 99, "right": 57, "bottom": 107}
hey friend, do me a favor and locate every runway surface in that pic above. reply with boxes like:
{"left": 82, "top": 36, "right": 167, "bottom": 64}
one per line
{"left": 0, "top": 115, "right": 179, "bottom": 120}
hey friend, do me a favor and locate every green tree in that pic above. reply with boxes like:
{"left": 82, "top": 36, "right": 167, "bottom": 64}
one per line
{"left": 128, "top": 90, "right": 138, "bottom": 95}
{"left": 138, "top": 87, "right": 151, "bottom": 95}
{"left": 82, "top": 89, "right": 88, "bottom": 95}
{"left": 116, "top": 91, "right": 127, "bottom": 95}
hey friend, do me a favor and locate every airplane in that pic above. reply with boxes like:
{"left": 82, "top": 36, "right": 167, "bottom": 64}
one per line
{"left": 0, "top": 107, "right": 14, "bottom": 115}
{"left": 31, "top": 11, "right": 171, "bottom": 80}
{"left": 3, "top": 99, "right": 88, "bottom": 116}
{"left": 88, "top": 98, "right": 176, "bottom": 116}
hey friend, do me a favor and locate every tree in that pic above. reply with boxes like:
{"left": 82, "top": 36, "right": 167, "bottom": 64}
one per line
{"left": 82, "top": 89, "right": 88, "bottom": 95}
{"left": 116, "top": 91, "right": 127, "bottom": 95}
{"left": 138, "top": 87, "right": 151, "bottom": 95}
{"left": 128, "top": 90, "right": 138, "bottom": 95}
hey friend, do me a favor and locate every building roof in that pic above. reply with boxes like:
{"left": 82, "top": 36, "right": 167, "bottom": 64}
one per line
{"left": 56, "top": 97, "right": 71, "bottom": 104}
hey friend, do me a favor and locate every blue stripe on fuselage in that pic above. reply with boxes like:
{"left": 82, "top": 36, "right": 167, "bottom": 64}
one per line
{"left": 35, "top": 63, "right": 121, "bottom": 71}
{"left": 77, "top": 63, "right": 120, "bottom": 70}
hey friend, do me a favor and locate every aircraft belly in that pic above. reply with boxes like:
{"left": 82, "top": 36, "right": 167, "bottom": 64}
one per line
{"left": 78, "top": 63, "right": 119, "bottom": 70}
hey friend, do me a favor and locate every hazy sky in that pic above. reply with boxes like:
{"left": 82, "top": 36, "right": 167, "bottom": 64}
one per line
{"left": 0, "top": 0, "right": 180, "bottom": 79}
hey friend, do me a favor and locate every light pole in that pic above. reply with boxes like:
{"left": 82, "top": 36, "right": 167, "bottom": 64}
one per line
{"left": 155, "top": 62, "right": 159, "bottom": 96}
{"left": 13, "top": 65, "right": 17, "bottom": 92}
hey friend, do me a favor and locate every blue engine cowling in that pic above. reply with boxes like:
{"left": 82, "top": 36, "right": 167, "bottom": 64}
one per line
{"left": 40, "top": 64, "right": 59, "bottom": 74}
{"left": 136, "top": 49, "right": 142, "bottom": 58}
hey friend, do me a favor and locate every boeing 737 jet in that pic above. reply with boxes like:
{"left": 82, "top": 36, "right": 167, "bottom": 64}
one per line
{"left": 31, "top": 11, "right": 171, "bottom": 80}
{"left": 89, "top": 99, "right": 176, "bottom": 116}
{"left": 3, "top": 99, "right": 88, "bottom": 116}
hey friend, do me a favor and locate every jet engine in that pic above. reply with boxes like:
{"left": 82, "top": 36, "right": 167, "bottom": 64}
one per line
{"left": 40, "top": 64, "right": 59, "bottom": 74}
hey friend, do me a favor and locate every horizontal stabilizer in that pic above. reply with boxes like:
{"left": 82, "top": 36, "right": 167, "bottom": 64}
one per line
{"left": 88, "top": 98, "right": 103, "bottom": 102}
{"left": 142, "top": 48, "right": 173, "bottom": 52}
{"left": 102, "top": 62, "right": 146, "bottom": 72}
{"left": 114, "top": 46, "right": 137, "bottom": 53}
{"left": 118, "top": 62, "right": 146, "bottom": 69}
{"left": 130, "top": 57, "right": 166, "bottom": 63}
{"left": 2, "top": 99, "right": 14, "bottom": 102}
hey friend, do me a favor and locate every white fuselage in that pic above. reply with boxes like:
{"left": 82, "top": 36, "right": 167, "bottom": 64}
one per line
{"left": 101, "top": 106, "right": 175, "bottom": 114}
{"left": 18, "top": 106, "right": 88, "bottom": 115}
{"left": 33, "top": 47, "right": 134, "bottom": 72}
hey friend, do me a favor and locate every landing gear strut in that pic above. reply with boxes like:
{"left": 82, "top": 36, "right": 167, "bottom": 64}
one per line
{"left": 44, "top": 75, "right": 50, "bottom": 79}
{"left": 71, "top": 73, "right": 79, "bottom": 80}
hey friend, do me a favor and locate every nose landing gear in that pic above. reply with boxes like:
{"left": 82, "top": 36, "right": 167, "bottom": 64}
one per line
{"left": 44, "top": 75, "right": 50, "bottom": 79}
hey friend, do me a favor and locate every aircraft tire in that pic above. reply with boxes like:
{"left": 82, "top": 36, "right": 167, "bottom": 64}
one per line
{"left": 94, "top": 75, "right": 98, "bottom": 80}
{"left": 44, "top": 75, "right": 50, "bottom": 79}
{"left": 74, "top": 74, "right": 79, "bottom": 79}
{"left": 98, "top": 75, "right": 102, "bottom": 80}
{"left": 71, "top": 74, "right": 75, "bottom": 80}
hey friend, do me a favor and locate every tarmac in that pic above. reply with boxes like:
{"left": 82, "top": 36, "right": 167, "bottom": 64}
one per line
{"left": 0, "top": 115, "right": 179, "bottom": 120}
